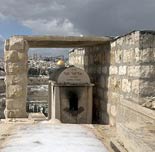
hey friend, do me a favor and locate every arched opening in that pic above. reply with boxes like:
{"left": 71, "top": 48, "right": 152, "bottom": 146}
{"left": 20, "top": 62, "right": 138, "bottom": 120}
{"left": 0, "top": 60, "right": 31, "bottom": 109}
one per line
{"left": 68, "top": 91, "right": 78, "bottom": 111}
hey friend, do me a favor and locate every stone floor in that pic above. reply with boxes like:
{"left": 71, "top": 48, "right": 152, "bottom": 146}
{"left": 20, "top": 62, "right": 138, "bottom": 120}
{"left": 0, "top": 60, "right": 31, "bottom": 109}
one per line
{"left": 0, "top": 122, "right": 108, "bottom": 152}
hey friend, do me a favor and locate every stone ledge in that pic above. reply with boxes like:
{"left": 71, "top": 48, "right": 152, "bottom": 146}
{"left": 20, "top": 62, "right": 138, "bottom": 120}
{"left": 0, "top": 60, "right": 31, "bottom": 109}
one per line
{"left": 119, "top": 99, "right": 155, "bottom": 121}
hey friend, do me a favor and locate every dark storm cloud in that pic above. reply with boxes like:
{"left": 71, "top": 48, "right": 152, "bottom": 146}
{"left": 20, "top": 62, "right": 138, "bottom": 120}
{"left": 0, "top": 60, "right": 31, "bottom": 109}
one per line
{"left": 0, "top": 0, "right": 155, "bottom": 36}
{"left": 0, "top": 0, "right": 155, "bottom": 56}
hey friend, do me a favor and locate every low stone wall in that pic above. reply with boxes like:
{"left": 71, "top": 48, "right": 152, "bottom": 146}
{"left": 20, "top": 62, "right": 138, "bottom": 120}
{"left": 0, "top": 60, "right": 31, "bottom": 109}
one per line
{"left": 116, "top": 98, "right": 155, "bottom": 152}
{"left": 109, "top": 31, "right": 155, "bottom": 125}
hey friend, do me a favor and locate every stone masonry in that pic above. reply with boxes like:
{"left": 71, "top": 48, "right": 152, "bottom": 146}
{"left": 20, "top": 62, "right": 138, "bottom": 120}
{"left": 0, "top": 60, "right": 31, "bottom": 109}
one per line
{"left": 69, "top": 31, "right": 155, "bottom": 126}
{"left": 4, "top": 37, "right": 29, "bottom": 118}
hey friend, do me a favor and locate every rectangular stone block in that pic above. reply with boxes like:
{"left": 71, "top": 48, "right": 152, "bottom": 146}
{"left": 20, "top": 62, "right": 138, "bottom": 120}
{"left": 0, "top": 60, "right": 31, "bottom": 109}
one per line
{"left": 115, "top": 49, "right": 122, "bottom": 63}
{"left": 122, "top": 79, "right": 131, "bottom": 93}
{"left": 123, "top": 49, "right": 134, "bottom": 63}
{"left": 119, "top": 66, "right": 126, "bottom": 75}
{"left": 132, "top": 79, "right": 140, "bottom": 95}
{"left": 128, "top": 66, "right": 140, "bottom": 77}
{"left": 109, "top": 66, "right": 118, "bottom": 75}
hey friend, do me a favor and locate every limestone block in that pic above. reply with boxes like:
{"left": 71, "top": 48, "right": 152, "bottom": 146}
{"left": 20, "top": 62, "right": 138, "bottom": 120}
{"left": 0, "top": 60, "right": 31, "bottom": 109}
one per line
{"left": 5, "top": 50, "right": 27, "bottom": 63}
{"left": 6, "top": 84, "right": 26, "bottom": 98}
{"left": 139, "top": 80, "right": 155, "bottom": 97}
{"left": 140, "top": 65, "right": 155, "bottom": 78}
{"left": 109, "top": 66, "right": 118, "bottom": 75}
{"left": 6, "top": 98, "right": 26, "bottom": 109}
{"left": 6, "top": 74, "right": 27, "bottom": 85}
{"left": 111, "top": 105, "right": 117, "bottom": 117}
{"left": 132, "top": 80, "right": 140, "bottom": 94}
{"left": 6, "top": 63, "right": 27, "bottom": 74}
{"left": 128, "top": 66, "right": 140, "bottom": 77}
{"left": 108, "top": 76, "right": 120, "bottom": 90}
{"left": 122, "top": 79, "right": 131, "bottom": 93}
{"left": 18, "top": 52, "right": 28, "bottom": 62}
{"left": 134, "top": 31, "right": 140, "bottom": 41}
{"left": 5, "top": 50, "right": 18, "bottom": 62}
{"left": 135, "top": 48, "right": 154, "bottom": 63}
{"left": 4, "top": 109, "right": 27, "bottom": 118}
{"left": 115, "top": 49, "right": 122, "bottom": 63}
{"left": 108, "top": 92, "right": 120, "bottom": 104}
{"left": 9, "top": 37, "right": 28, "bottom": 51}
{"left": 152, "top": 101, "right": 155, "bottom": 109}
{"left": 119, "top": 66, "right": 126, "bottom": 75}
{"left": 111, "top": 41, "right": 116, "bottom": 48}
{"left": 109, "top": 116, "right": 115, "bottom": 126}
{"left": 110, "top": 50, "right": 115, "bottom": 64}
{"left": 107, "top": 103, "right": 111, "bottom": 114}
{"left": 123, "top": 49, "right": 134, "bottom": 63}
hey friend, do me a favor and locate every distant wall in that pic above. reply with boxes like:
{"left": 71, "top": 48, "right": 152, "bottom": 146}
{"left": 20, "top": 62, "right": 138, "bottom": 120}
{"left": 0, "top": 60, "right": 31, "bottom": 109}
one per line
{"left": 27, "top": 77, "right": 48, "bottom": 102}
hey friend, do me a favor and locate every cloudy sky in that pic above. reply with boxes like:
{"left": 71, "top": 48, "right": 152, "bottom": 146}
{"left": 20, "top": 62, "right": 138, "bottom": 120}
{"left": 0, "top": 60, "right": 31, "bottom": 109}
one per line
{"left": 0, "top": 0, "right": 155, "bottom": 56}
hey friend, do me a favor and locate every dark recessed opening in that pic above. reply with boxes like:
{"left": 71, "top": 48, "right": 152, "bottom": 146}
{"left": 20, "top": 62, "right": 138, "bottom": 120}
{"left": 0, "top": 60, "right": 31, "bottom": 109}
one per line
{"left": 68, "top": 91, "right": 78, "bottom": 111}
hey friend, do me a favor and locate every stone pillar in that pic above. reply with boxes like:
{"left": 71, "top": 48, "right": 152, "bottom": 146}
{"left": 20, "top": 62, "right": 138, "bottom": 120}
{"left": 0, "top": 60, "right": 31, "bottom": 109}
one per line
{"left": 48, "top": 81, "right": 51, "bottom": 120}
{"left": 4, "top": 36, "right": 29, "bottom": 118}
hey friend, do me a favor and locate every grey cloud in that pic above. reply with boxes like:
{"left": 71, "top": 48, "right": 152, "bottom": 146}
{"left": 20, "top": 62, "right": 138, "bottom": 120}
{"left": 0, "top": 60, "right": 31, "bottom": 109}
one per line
{"left": 0, "top": 0, "right": 155, "bottom": 36}
{"left": 0, "top": 0, "right": 155, "bottom": 56}
{"left": 0, "top": 36, "right": 4, "bottom": 56}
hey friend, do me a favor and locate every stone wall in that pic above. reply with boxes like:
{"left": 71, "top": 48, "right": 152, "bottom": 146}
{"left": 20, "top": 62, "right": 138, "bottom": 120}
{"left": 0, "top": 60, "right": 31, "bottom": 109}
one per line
{"left": 109, "top": 31, "right": 155, "bottom": 124}
{"left": 69, "top": 44, "right": 111, "bottom": 124}
{"left": 69, "top": 31, "right": 155, "bottom": 126}
{"left": 4, "top": 37, "right": 29, "bottom": 118}
{"left": 69, "top": 48, "right": 85, "bottom": 70}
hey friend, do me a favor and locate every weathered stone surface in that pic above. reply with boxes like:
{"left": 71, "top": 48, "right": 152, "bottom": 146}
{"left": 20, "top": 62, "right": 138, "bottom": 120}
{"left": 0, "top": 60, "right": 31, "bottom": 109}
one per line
{"left": 110, "top": 105, "right": 117, "bottom": 117}
{"left": 119, "top": 66, "right": 126, "bottom": 75}
{"left": 128, "top": 66, "right": 140, "bottom": 77}
{"left": 135, "top": 48, "right": 154, "bottom": 63}
{"left": 115, "top": 49, "right": 122, "bottom": 63}
{"left": 5, "top": 50, "right": 18, "bottom": 62}
{"left": 140, "top": 65, "right": 155, "bottom": 78}
{"left": 109, "top": 66, "right": 118, "bottom": 75}
{"left": 6, "top": 98, "right": 26, "bottom": 109}
{"left": 9, "top": 37, "right": 27, "bottom": 50}
{"left": 5, "top": 63, "right": 27, "bottom": 74}
{"left": 6, "top": 84, "right": 26, "bottom": 98}
{"left": 123, "top": 49, "right": 134, "bottom": 63}
{"left": 4, "top": 109, "right": 27, "bottom": 118}
{"left": 5, "top": 74, "right": 27, "bottom": 85}
{"left": 122, "top": 79, "right": 131, "bottom": 93}
{"left": 110, "top": 50, "right": 115, "bottom": 64}
{"left": 132, "top": 79, "right": 140, "bottom": 94}
{"left": 139, "top": 80, "right": 155, "bottom": 97}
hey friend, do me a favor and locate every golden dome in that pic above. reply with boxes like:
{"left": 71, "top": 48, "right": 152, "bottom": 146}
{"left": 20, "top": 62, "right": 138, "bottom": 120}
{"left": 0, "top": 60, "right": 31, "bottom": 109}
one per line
{"left": 57, "top": 60, "right": 65, "bottom": 66}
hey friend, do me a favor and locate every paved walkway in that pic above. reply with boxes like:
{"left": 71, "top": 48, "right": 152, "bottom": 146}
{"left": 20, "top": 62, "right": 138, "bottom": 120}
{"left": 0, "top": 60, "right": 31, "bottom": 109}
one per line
{"left": 1, "top": 122, "right": 108, "bottom": 152}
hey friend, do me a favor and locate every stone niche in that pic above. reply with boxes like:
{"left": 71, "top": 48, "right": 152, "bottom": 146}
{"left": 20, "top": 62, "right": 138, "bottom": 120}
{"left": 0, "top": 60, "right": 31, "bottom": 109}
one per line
{"left": 49, "top": 66, "right": 94, "bottom": 124}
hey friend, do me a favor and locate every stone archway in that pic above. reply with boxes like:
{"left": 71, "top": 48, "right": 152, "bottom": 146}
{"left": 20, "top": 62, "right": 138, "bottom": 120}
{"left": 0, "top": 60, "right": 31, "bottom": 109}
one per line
{"left": 4, "top": 35, "right": 111, "bottom": 118}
